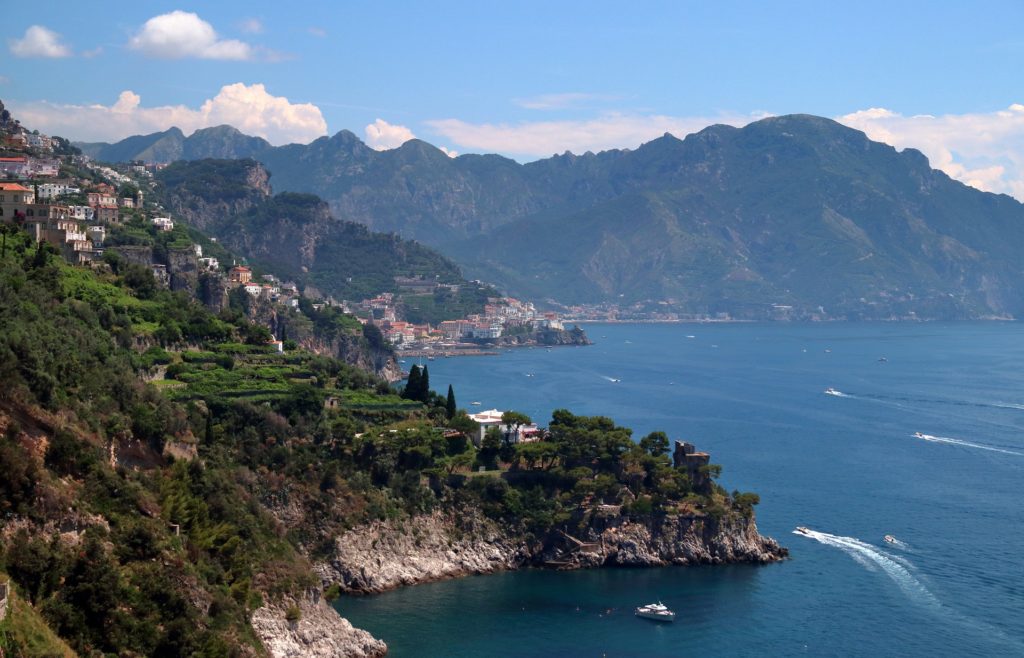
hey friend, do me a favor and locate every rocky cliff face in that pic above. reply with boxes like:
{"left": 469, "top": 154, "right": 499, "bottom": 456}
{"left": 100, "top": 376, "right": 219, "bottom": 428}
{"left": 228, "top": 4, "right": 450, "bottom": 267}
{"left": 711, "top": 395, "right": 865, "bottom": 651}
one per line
{"left": 316, "top": 507, "right": 785, "bottom": 595}
{"left": 251, "top": 593, "right": 386, "bottom": 658}
{"left": 160, "top": 160, "right": 272, "bottom": 233}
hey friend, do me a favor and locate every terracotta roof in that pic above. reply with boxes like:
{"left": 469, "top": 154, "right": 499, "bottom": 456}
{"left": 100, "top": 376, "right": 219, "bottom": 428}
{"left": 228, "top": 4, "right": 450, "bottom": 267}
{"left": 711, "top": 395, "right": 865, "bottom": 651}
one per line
{"left": 0, "top": 183, "right": 31, "bottom": 191}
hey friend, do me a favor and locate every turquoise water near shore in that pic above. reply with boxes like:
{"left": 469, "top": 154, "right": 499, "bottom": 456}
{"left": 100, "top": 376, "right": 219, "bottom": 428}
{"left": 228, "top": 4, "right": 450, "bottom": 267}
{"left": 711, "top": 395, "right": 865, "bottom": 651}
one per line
{"left": 336, "top": 323, "right": 1024, "bottom": 656}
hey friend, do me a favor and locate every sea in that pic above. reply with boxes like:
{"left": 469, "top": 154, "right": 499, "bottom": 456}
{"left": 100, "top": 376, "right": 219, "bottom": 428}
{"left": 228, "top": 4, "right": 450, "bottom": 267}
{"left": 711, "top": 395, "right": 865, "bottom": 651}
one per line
{"left": 335, "top": 322, "right": 1024, "bottom": 656}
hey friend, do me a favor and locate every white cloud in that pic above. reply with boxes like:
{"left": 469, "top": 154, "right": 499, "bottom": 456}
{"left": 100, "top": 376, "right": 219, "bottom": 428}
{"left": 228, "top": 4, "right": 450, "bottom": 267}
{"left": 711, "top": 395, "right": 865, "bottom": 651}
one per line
{"left": 364, "top": 118, "right": 416, "bottom": 150}
{"left": 9, "top": 25, "right": 71, "bottom": 58}
{"left": 10, "top": 83, "right": 327, "bottom": 145}
{"left": 426, "top": 112, "right": 755, "bottom": 159}
{"left": 439, "top": 146, "right": 458, "bottom": 158}
{"left": 129, "top": 10, "right": 253, "bottom": 60}
{"left": 308, "top": 27, "right": 327, "bottom": 38}
{"left": 514, "top": 92, "right": 620, "bottom": 111}
{"left": 239, "top": 18, "right": 264, "bottom": 34}
{"left": 837, "top": 105, "right": 1024, "bottom": 199}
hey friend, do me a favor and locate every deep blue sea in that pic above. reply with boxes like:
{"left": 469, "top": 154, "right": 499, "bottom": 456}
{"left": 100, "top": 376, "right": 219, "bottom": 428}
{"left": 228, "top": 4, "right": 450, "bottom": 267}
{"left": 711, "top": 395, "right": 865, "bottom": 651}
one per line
{"left": 336, "top": 323, "right": 1024, "bottom": 656}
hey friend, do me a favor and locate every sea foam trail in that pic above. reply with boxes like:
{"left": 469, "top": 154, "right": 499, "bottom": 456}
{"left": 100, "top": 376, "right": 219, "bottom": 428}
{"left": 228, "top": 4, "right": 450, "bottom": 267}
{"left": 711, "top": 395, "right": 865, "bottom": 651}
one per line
{"left": 914, "top": 434, "right": 1024, "bottom": 456}
{"left": 794, "top": 530, "right": 939, "bottom": 608}
{"left": 796, "top": 530, "right": 1024, "bottom": 651}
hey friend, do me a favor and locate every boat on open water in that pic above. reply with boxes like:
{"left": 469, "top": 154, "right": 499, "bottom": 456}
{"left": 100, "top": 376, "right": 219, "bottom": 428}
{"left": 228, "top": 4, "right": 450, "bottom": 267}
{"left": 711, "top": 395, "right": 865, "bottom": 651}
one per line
{"left": 635, "top": 602, "right": 675, "bottom": 622}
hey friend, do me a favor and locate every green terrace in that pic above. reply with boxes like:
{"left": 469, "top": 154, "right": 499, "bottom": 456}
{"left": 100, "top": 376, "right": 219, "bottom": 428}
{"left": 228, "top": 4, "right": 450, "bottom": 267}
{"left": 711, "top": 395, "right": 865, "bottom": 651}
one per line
{"left": 158, "top": 348, "right": 419, "bottom": 412}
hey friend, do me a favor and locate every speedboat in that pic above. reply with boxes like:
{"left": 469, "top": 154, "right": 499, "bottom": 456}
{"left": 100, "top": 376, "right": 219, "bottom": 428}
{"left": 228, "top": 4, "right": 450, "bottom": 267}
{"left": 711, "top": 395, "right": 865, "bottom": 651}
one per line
{"left": 884, "top": 535, "right": 897, "bottom": 543}
{"left": 795, "top": 526, "right": 811, "bottom": 535}
{"left": 914, "top": 432, "right": 926, "bottom": 439}
{"left": 824, "top": 387, "right": 840, "bottom": 396}
{"left": 635, "top": 602, "right": 675, "bottom": 622}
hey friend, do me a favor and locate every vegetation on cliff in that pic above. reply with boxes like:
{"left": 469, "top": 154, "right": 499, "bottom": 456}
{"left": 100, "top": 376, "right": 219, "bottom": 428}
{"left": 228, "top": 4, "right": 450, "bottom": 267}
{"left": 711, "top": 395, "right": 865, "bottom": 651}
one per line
{"left": 154, "top": 159, "right": 498, "bottom": 317}
{"left": 0, "top": 225, "right": 769, "bottom": 655}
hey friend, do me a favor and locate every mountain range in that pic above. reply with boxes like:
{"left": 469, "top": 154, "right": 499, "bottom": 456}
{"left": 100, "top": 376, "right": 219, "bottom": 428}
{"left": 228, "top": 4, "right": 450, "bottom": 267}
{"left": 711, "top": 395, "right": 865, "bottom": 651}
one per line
{"left": 78, "top": 115, "right": 1024, "bottom": 319}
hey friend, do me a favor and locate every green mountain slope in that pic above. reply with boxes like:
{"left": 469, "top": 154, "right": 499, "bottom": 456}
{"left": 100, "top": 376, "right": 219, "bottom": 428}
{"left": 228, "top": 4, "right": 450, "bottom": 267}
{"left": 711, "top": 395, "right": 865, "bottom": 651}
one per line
{"left": 83, "top": 114, "right": 1024, "bottom": 319}
{"left": 154, "top": 159, "right": 493, "bottom": 307}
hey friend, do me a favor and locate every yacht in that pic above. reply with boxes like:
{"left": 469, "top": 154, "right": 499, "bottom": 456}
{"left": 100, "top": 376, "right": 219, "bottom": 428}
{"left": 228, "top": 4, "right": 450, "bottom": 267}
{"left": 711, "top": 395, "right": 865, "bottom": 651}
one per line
{"left": 635, "top": 602, "right": 675, "bottom": 622}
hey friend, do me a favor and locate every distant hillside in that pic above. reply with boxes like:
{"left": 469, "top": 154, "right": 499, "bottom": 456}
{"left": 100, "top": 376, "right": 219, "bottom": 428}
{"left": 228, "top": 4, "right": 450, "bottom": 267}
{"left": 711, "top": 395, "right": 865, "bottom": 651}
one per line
{"left": 155, "top": 159, "right": 494, "bottom": 312}
{"left": 77, "top": 125, "right": 271, "bottom": 163}
{"left": 88, "top": 115, "right": 1024, "bottom": 319}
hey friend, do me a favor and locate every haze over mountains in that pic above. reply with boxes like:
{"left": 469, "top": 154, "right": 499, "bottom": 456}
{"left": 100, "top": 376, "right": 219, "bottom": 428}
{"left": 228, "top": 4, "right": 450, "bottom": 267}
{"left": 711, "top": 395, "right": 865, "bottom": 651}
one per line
{"left": 78, "top": 115, "right": 1024, "bottom": 320}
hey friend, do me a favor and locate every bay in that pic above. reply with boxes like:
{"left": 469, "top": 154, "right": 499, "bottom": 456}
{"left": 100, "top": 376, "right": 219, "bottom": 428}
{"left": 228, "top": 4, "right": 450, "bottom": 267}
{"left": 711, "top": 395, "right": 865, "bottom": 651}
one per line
{"left": 336, "top": 322, "right": 1024, "bottom": 656}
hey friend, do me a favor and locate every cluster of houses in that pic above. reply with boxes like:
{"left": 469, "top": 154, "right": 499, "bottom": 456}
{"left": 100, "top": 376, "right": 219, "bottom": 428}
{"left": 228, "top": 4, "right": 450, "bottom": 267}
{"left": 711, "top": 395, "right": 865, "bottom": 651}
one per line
{"left": 0, "top": 177, "right": 144, "bottom": 264}
{"left": 365, "top": 292, "right": 566, "bottom": 348}
{"left": 226, "top": 265, "right": 301, "bottom": 306}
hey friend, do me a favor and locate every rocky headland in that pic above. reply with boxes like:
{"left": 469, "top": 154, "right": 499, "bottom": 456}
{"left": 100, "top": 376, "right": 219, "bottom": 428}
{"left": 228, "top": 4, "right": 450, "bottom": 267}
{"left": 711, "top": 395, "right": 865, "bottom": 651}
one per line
{"left": 316, "top": 507, "right": 785, "bottom": 596}
{"left": 251, "top": 593, "right": 386, "bottom": 658}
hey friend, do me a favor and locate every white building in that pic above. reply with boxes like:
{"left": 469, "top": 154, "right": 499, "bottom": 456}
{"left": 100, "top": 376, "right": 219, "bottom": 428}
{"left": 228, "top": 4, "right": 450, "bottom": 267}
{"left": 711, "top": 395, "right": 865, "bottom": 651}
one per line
{"left": 466, "top": 409, "right": 540, "bottom": 445}
{"left": 69, "top": 206, "right": 95, "bottom": 221}
{"left": 36, "top": 182, "right": 80, "bottom": 199}
{"left": 198, "top": 257, "right": 220, "bottom": 272}
{"left": 86, "top": 226, "right": 106, "bottom": 246}
{"left": 151, "top": 216, "right": 174, "bottom": 231}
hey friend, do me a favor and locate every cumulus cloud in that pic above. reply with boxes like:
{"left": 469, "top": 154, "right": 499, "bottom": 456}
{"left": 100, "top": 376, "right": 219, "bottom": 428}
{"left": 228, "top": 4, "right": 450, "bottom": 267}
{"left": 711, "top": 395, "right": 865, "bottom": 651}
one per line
{"left": 364, "top": 118, "right": 416, "bottom": 150}
{"left": 10, "top": 83, "right": 327, "bottom": 145}
{"left": 837, "top": 105, "right": 1024, "bottom": 199}
{"left": 439, "top": 146, "right": 458, "bottom": 158}
{"left": 129, "top": 10, "right": 253, "bottom": 60}
{"left": 426, "top": 112, "right": 755, "bottom": 159}
{"left": 9, "top": 25, "right": 71, "bottom": 58}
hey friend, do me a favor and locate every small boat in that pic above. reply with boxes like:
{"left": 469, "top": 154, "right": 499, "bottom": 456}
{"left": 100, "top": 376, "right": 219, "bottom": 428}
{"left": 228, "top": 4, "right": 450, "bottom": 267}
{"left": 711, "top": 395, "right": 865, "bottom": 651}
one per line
{"left": 878, "top": 356, "right": 888, "bottom": 363}
{"left": 884, "top": 535, "right": 897, "bottom": 543}
{"left": 914, "top": 432, "right": 926, "bottom": 439}
{"left": 795, "top": 526, "right": 811, "bottom": 535}
{"left": 635, "top": 602, "right": 675, "bottom": 622}
{"left": 824, "top": 387, "right": 840, "bottom": 396}
{"left": 471, "top": 401, "right": 481, "bottom": 406}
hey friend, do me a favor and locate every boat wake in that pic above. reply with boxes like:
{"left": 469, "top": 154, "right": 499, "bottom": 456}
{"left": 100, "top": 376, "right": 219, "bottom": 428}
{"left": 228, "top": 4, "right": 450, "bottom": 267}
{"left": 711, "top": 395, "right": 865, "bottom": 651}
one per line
{"left": 824, "top": 388, "right": 852, "bottom": 398}
{"left": 794, "top": 529, "right": 939, "bottom": 607}
{"left": 913, "top": 433, "right": 1024, "bottom": 456}
{"left": 601, "top": 376, "right": 621, "bottom": 383}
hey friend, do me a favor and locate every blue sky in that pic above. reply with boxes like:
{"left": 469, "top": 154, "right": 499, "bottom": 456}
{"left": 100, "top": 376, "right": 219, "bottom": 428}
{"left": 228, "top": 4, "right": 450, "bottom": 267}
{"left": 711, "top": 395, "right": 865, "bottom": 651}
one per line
{"left": 5, "top": 1, "right": 1024, "bottom": 197}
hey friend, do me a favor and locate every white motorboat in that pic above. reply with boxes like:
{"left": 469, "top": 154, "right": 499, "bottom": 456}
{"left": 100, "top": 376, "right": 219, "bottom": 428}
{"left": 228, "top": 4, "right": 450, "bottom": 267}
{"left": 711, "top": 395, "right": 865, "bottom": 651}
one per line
{"left": 884, "top": 535, "right": 897, "bottom": 543}
{"left": 914, "top": 432, "right": 926, "bottom": 439}
{"left": 795, "top": 526, "right": 811, "bottom": 535}
{"left": 824, "top": 387, "right": 841, "bottom": 396}
{"left": 635, "top": 602, "right": 675, "bottom": 622}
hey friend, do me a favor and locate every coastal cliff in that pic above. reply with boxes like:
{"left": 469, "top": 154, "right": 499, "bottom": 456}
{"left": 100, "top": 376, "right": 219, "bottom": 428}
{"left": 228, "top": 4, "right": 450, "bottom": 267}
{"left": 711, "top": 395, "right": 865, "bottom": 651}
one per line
{"left": 316, "top": 507, "right": 785, "bottom": 595}
{"left": 251, "top": 593, "right": 387, "bottom": 658}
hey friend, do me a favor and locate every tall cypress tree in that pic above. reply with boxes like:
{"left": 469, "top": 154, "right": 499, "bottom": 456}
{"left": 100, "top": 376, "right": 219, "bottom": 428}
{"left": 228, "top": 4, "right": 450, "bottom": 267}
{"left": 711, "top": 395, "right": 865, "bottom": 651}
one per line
{"left": 404, "top": 365, "right": 422, "bottom": 400}
{"left": 446, "top": 384, "right": 457, "bottom": 419}
{"left": 420, "top": 366, "right": 431, "bottom": 403}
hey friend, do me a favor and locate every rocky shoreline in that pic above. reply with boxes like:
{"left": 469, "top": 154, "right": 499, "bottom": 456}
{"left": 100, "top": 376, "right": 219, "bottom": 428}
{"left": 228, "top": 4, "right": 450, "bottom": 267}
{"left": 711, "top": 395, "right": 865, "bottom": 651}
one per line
{"left": 251, "top": 592, "right": 386, "bottom": 658}
{"left": 316, "top": 507, "right": 786, "bottom": 596}
{"left": 257, "top": 503, "right": 784, "bottom": 656}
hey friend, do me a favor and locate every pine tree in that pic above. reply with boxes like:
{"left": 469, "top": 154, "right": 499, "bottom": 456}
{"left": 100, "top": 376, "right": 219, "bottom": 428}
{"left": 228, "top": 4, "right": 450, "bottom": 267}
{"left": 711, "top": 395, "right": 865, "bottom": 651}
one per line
{"left": 446, "top": 384, "right": 457, "bottom": 419}
{"left": 404, "top": 365, "right": 422, "bottom": 400}
{"left": 420, "top": 366, "right": 431, "bottom": 402}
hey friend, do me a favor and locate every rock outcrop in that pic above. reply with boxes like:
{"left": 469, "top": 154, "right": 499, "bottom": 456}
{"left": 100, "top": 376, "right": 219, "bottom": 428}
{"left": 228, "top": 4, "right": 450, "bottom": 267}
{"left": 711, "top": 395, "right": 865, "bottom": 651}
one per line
{"left": 251, "top": 593, "right": 386, "bottom": 658}
{"left": 317, "top": 507, "right": 785, "bottom": 595}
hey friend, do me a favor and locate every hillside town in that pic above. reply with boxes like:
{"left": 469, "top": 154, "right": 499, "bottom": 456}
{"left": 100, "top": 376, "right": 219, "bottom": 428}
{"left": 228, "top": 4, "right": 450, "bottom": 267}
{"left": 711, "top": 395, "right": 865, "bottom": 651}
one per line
{"left": 0, "top": 107, "right": 581, "bottom": 355}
